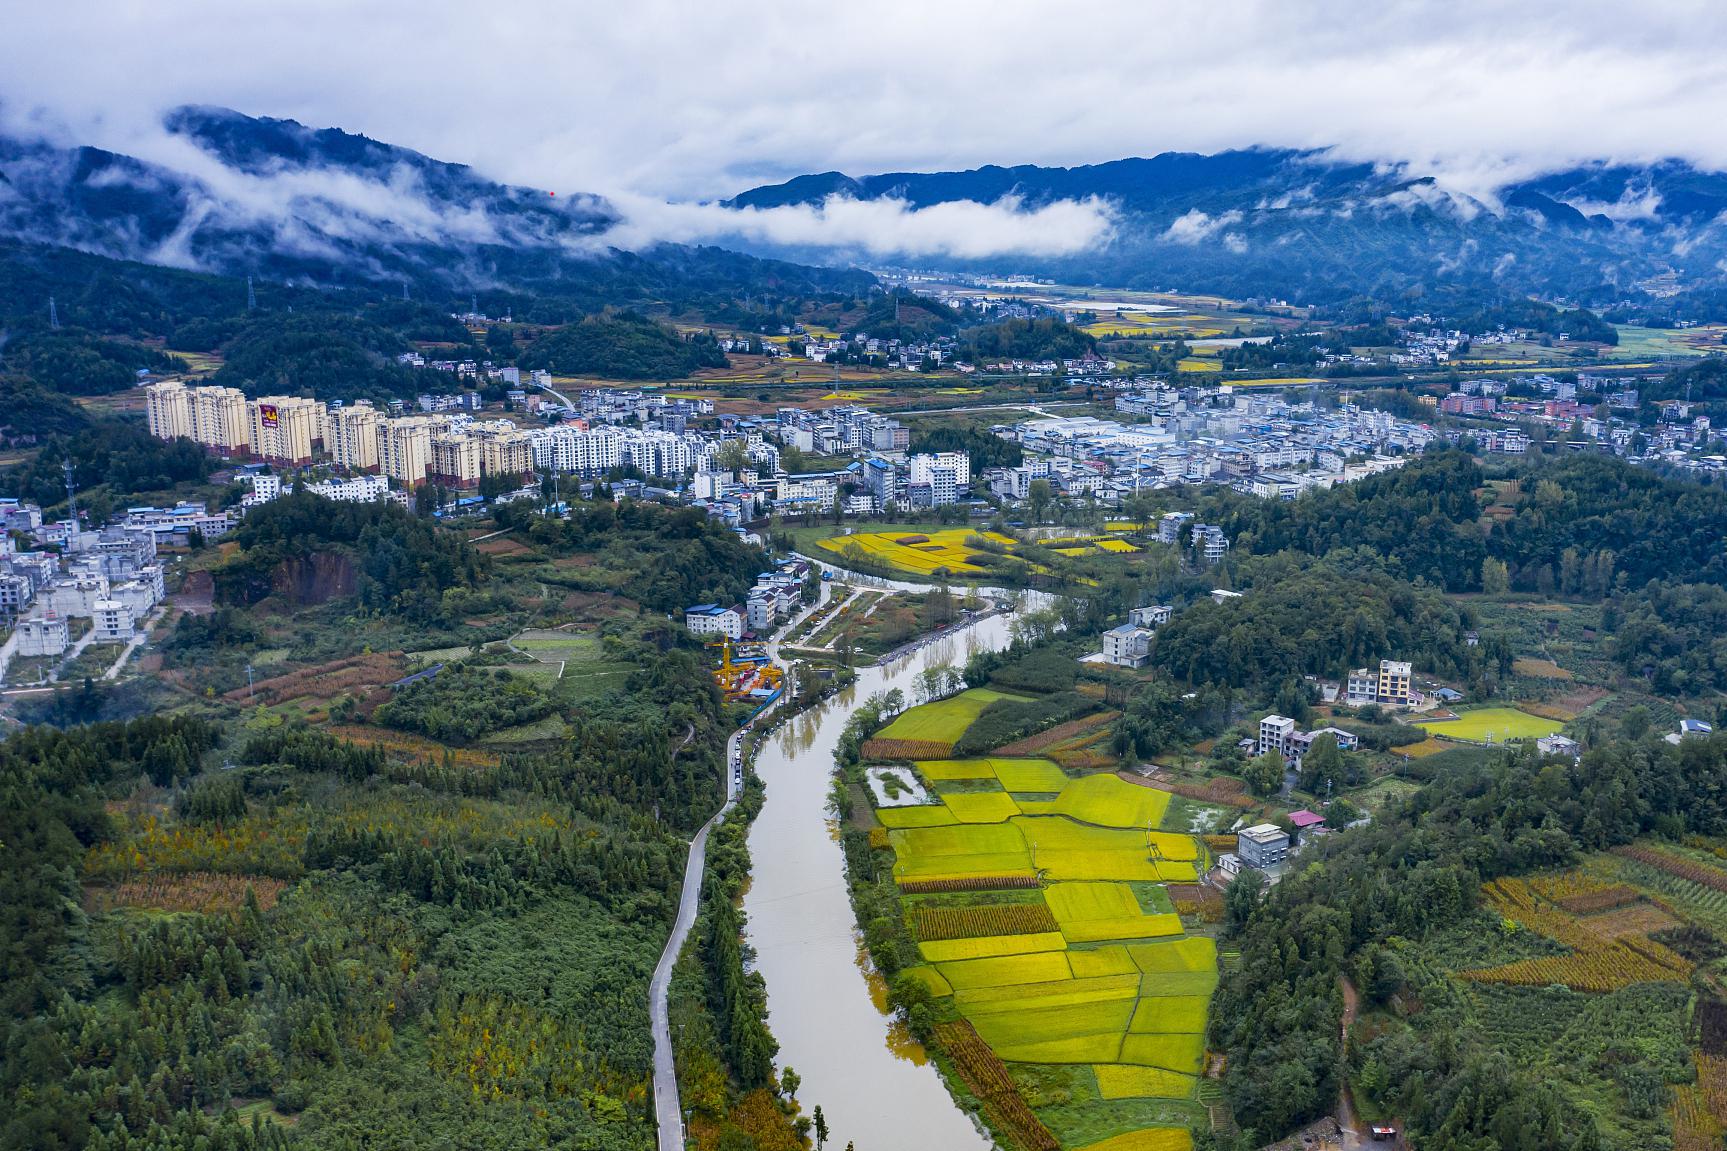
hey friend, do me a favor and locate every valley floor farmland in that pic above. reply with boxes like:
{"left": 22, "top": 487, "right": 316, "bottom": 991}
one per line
{"left": 849, "top": 686, "right": 1220, "bottom": 1151}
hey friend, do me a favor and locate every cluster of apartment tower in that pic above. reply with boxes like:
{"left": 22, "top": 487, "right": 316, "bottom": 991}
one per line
{"left": 144, "top": 382, "right": 719, "bottom": 489}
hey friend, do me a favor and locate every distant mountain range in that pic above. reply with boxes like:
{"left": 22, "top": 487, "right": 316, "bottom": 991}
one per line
{"left": 728, "top": 151, "right": 1727, "bottom": 308}
{"left": 0, "top": 106, "right": 869, "bottom": 305}
{"left": 10, "top": 106, "right": 1727, "bottom": 312}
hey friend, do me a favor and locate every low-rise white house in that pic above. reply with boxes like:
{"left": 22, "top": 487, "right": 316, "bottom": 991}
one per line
{"left": 1101, "top": 623, "right": 1151, "bottom": 668}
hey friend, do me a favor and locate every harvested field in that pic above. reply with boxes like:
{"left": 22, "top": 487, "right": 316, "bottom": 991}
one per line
{"left": 898, "top": 875, "right": 1041, "bottom": 894}
{"left": 1141, "top": 772, "right": 1255, "bottom": 808}
{"left": 1582, "top": 902, "right": 1682, "bottom": 939}
{"left": 933, "top": 1020, "right": 1061, "bottom": 1151}
{"left": 86, "top": 871, "right": 288, "bottom": 915}
{"left": 329, "top": 725, "right": 502, "bottom": 769}
{"left": 861, "top": 738, "right": 955, "bottom": 760}
{"left": 994, "top": 712, "right": 1120, "bottom": 756}
{"left": 914, "top": 903, "right": 1060, "bottom": 941}
{"left": 224, "top": 652, "right": 404, "bottom": 707}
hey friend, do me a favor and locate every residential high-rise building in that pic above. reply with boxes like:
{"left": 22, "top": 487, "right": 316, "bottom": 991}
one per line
{"left": 188, "top": 386, "right": 251, "bottom": 453}
{"left": 145, "top": 382, "right": 191, "bottom": 440}
{"left": 430, "top": 431, "right": 482, "bottom": 488}
{"left": 329, "top": 402, "right": 384, "bottom": 472}
{"left": 379, "top": 417, "right": 436, "bottom": 486}
{"left": 248, "top": 396, "right": 321, "bottom": 465}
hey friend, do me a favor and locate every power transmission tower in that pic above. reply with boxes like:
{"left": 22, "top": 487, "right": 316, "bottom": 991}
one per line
{"left": 247, "top": 276, "right": 257, "bottom": 311}
{"left": 402, "top": 281, "right": 410, "bottom": 301}
{"left": 48, "top": 296, "right": 59, "bottom": 329}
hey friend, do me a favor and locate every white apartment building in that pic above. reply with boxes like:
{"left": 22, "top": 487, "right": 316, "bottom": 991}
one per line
{"left": 1101, "top": 623, "right": 1152, "bottom": 668}
{"left": 16, "top": 613, "right": 69, "bottom": 657}
{"left": 1345, "top": 659, "right": 1414, "bottom": 708}
{"left": 301, "top": 474, "right": 392, "bottom": 503}
{"left": 1258, "top": 714, "right": 1297, "bottom": 757}
{"left": 92, "top": 599, "right": 135, "bottom": 642}
{"left": 910, "top": 451, "right": 972, "bottom": 491}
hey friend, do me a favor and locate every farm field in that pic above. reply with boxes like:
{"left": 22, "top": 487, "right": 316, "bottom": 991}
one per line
{"left": 1417, "top": 706, "right": 1563, "bottom": 744}
{"left": 878, "top": 757, "right": 1214, "bottom": 1148}
{"left": 1382, "top": 846, "right": 1727, "bottom": 1150}
{"left": 875, "top": 688, "right": 1030, "bottom": 745}
{"left": 817, "top": 527, "right": 1017, "bottom": 576}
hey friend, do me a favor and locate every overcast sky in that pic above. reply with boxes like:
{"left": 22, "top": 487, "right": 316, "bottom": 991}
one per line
{"left": 6, "top": 0, "right": 1727, "bottom": 201}
{"left": 6, "top": 2, "right": 1727, "bottom": 259}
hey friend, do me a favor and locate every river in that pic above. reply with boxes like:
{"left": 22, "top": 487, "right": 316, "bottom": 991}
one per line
{"left": 744, "top": 609, "right": 1022, "bottom": 1151}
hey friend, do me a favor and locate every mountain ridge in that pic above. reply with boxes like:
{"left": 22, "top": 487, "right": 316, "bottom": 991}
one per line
{"left": 726, "top": 149, "right": 1727, "bottom": 306}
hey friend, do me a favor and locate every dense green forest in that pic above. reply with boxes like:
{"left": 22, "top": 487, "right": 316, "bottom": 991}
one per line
{"left": 1205, "top": 451, "right": 1727, "bottom": 595}
{"left": 1212, "top": 732, "right": 1727, "bottom": 1149}
{"left": 0, "top": 326, "right": 184, "bottom": 394}
{"left": 209, "top": 314, "right": 432, "bottom": 401}
{"left": 0, "top": 587, "right": 748, "bottom": 1151}
{"left": 907, "top": 423, "right": 1024, "bottom": 471}
{"left": 961, "top": 317, "right": 1097, "bottom": 362}
{"left": 373, "top": 664, "right": 556, "bottom": 744}
{"left": 509, "top": 498, "right": 769, "bottom": 612}
{"left": 1147, "top": 551, "right": 1495, "bottom": 692}
{"left": 517, "top": 312, "right": 728, "bottom": 380}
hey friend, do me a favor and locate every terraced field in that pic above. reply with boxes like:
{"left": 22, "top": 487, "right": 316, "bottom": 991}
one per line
{"left": 878, "top": 753, "right": 1214, "bottom": 1148}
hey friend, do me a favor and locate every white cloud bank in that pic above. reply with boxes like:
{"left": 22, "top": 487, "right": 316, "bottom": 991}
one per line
{"left": 606, "top": 193, "right": 1116, "bottom": 258}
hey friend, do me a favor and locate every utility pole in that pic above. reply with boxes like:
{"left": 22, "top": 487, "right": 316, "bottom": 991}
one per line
{"left": 62, "top": 459, "right": 77, "bottom": 525}
{"left": 245, "top": 663, "right": 255, "bottom": 699}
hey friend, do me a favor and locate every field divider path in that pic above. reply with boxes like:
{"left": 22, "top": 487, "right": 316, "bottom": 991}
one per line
{"left": 650, "top": 589, "right": 827, "bottom": 1151}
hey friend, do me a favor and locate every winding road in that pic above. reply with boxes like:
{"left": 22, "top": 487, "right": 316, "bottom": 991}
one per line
{"left": 648, "top": 591, "right": 824, "bottom": 1151}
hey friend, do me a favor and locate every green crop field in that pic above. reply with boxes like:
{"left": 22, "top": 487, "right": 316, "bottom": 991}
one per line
{"left": 877, "top": 805, "right": 960, "bottom": 829}
{"left": 956, "top": 973, "right": 1141, "bottom": 1011}
{"left": 1418, "top": 707, "right": 1562, "bottom": 744}
{"left": 1128, "top": 996, "right": 1211, "bottom": 1034}
{"left": 1118, "top": 1032, "right": 1207, "bottom": 1074}
{"left": 878, "top": 753, "right": 1214, "bottom": 1145}
{"left": 1127, "top": 938, "right": 1217, "bottom": 973}
{"left": 1070, "top": 1128, "right": 1195, "bottom": 1151}
{"left": 876, "top": 688, "right": 1028, "bottom": 743}
{"left": 971, "top": 998, "right": 1137, "bottom": 1050}
{"left": 916, "top": 755, "right": 1069, "bottom": 790}
{"left": 994, "top": 1033, "right": 1128, "bottom": 1065}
